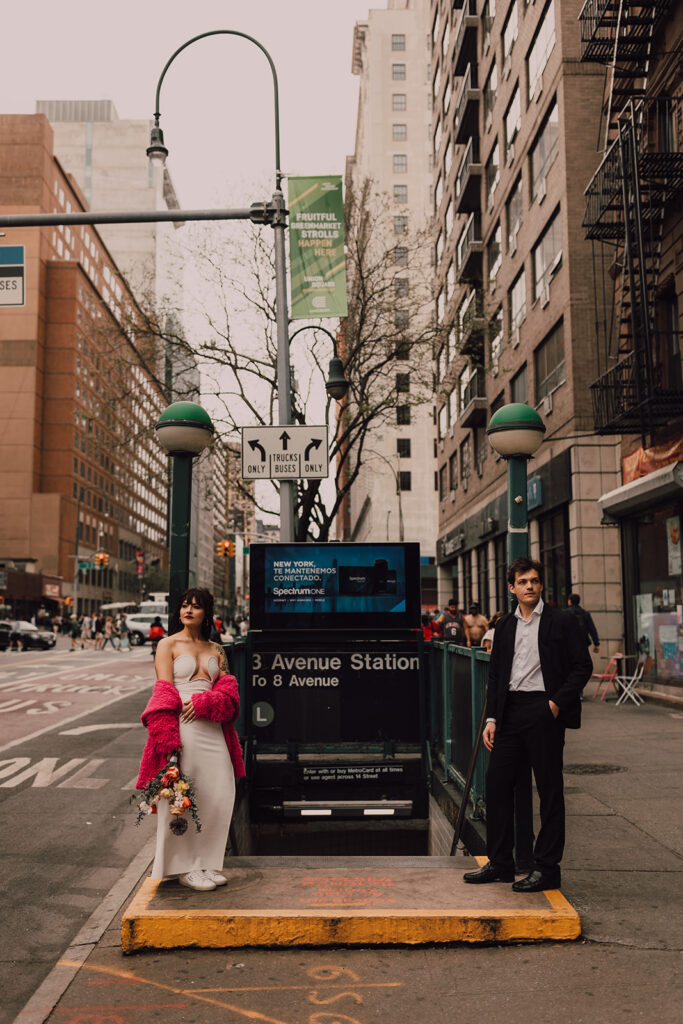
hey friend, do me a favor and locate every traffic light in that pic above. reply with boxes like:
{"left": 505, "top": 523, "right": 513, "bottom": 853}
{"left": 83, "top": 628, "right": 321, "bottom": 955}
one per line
{"left": 216, "top": 542, "right": 226, "bottom": 557}
{"left": 102, "top": 552, "right": 109, "bottom": 568}
{"left": 227, "top": 541, "right": 236, "bottom": 558}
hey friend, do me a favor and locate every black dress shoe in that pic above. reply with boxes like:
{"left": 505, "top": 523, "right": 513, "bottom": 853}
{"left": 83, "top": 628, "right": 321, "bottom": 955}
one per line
{"left": 463, "top": 862, "right": 515, "bottom": 884}
{"left": 511, "top": 869, "right": 561, "bottom": 893}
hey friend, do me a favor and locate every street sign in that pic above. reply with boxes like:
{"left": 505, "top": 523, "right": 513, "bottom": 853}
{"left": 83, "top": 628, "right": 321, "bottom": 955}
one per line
{"left": 0, "top": 245, "right": 25, "bottom": 307}
{"left": 241, "top": 425, "right": 329, "bottom": 480}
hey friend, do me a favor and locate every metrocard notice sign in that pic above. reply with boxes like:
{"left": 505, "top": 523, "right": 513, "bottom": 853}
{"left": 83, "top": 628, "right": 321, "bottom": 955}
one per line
{"left": 0, "top": 246, "right": 25, "bottom": 306}
{"left": 288, "top": 176, "right": 348, "bottom": 320}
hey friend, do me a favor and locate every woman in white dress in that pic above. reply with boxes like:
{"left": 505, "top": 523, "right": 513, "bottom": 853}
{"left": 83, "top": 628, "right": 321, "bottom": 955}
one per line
{"left": 149, "top": 588, "right": 238, "bottom": 892}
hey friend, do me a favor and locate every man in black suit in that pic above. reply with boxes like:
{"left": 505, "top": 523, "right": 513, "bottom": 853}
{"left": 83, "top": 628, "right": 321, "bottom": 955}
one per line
{"left": 463, "top": 557, "right": 592, "bottom": 892}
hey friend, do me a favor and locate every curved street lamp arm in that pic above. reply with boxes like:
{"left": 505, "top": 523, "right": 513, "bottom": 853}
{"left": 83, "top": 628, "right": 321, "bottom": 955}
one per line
{"left": 288, "top": 324, "right": 340, "bottom": 358}
{"left": 152, "top": 29, "right": 282, "bottom": 189}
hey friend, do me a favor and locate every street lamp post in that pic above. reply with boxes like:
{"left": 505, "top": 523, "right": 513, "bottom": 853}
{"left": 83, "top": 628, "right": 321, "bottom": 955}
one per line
{"left": 147, "top": 30, "right": 296, "bottom": 541}
{"left": 155, "top": 401, "right": 214, "bottom": 628}
{"left": 287, "top": 325, "right": 350, "bottom": 402}
{"left": 486, "top": 402, "right": 546, "bottom": 873}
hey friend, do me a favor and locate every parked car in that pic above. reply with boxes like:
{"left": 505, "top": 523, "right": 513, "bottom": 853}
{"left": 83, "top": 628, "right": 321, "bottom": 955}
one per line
{"left": 3, "top": 620, "right": 57, "bottom": 651}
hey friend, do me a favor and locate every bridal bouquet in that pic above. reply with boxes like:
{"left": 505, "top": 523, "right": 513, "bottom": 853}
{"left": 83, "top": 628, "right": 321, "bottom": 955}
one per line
{"left": 134, "top": 750, "right": 201, "bottom": 835}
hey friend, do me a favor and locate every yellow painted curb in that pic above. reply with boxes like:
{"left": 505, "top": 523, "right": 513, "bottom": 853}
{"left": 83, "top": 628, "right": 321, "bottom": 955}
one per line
{"left": 121, "top": 877, "right": 581, "bottom": 952}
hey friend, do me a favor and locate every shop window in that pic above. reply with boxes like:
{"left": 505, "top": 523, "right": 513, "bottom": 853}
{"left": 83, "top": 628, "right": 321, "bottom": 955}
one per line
{"left": 632, "top": 503, "right": 683, "bottom": 684}
{"left": 539, "top": 504, "right": 570, "bottom": 608}
{"left": 535, "top": 319, "right": 565, "bottom": 401}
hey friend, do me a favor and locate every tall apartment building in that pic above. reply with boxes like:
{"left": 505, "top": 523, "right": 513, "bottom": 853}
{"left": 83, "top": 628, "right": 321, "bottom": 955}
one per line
{"left": 578, "top": 0, "right": 683, "bottom": 700}
{"left": 0, "top": 114, "right": 169, "bottom": 618}
{"left": 346, "top": 0, "right": 439, "bottom": 604}
{"left": 431, "top": 0, "right": 622, "bottom": 646}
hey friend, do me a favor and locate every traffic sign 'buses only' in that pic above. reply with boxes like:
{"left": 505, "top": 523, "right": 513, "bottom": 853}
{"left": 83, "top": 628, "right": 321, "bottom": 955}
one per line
{"left": 0, "top": 245, "right": 25, "bottom": 307}
{"left": 241, "top": 425, "right": 329, "bottom": 480}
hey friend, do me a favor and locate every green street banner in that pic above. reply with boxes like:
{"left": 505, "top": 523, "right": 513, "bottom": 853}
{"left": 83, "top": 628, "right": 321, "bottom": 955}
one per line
{"left": 288, "top": 175, "right": 348, "bottom": 320}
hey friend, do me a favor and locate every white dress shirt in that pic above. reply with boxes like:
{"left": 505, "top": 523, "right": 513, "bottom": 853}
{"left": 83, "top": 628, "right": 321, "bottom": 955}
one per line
{"left": 508, "top": 597, "right": 545, "bottom": 692}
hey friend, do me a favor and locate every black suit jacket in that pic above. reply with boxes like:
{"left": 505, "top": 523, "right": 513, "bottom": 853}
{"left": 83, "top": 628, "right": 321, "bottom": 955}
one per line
{"left": 486, "top": 604, "right": 593, "bottom": 729}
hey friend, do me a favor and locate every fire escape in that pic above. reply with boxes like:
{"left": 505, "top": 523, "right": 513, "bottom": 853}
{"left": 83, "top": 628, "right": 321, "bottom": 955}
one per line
{"left": 579, "top": 0, "right": 683, "bottom": 444}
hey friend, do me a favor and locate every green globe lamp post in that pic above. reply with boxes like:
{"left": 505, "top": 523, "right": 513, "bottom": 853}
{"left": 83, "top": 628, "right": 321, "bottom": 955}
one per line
{"left": 486, "top": 403, "right": 545, "bottom": 873}
{"left": 156, "top": 402, "right": 214, "bottom": 626}
{"left": 486, "top": 403, "right": 546, "bottom": 580}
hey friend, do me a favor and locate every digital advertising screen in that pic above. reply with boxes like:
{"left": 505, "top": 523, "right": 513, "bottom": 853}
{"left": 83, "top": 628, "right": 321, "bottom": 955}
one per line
{"left": 249, "top": 542, "right": 420, "bottom": 631}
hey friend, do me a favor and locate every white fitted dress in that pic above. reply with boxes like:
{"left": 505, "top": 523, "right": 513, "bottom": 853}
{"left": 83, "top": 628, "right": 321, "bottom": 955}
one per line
{"left": 151, "top": 653, "right": 236, "bottom": 879}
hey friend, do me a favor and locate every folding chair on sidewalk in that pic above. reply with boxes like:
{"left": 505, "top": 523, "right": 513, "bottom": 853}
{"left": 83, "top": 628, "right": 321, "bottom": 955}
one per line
{"left": 615, "top": 653, "right": 646, "bottom": 706}
{"left": 591, "top": 653, "right": 623, "bottom": 701}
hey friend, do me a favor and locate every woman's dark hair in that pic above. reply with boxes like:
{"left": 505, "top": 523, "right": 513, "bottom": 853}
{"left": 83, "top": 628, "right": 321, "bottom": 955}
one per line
{"left": 169, "top": 587, "right": 214, "bottom": 640}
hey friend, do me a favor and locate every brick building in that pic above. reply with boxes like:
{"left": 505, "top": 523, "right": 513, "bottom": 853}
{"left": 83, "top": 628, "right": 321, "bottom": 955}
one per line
{"left": 0, "top": 114, "right": 168, "bottom": 619}
{"left": 430, "top": 0, "right": 624, "bottom": 649}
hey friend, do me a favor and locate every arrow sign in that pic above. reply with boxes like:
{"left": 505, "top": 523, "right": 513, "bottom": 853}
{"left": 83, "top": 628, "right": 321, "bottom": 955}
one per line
{"left": 305, "top": 438, "right": 322, "bottom": 461}
{"left": 248, "top": 438, "right": 266, "bottom": 462}
{"left": 241, "top": 425, "right": 329, "bottom": 480}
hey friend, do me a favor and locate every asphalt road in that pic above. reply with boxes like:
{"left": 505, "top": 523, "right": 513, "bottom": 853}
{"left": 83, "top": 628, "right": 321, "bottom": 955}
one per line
{"left": 0, "top": 640, "right": 157, "bottom": 1020}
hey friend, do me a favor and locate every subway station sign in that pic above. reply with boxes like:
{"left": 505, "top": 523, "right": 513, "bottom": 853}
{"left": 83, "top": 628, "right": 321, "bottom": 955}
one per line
{"left": 0, "top": 245, "right": 25, "bottom": 306}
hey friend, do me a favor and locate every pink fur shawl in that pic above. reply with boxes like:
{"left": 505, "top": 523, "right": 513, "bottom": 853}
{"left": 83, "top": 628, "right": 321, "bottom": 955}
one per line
{"left": 136, "top": 674, "right": 245, "bottom": 787}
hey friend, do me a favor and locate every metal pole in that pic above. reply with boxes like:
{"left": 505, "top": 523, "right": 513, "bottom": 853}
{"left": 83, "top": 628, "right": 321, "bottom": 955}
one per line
{"left": 72, "top": 487, "right": 83, "bottom": 619}
{"left": 273, "top": 189, "right": 295, "bottom": 542}
{"left": 168, "top": 454, "right": 193, "bottom": 632}
{"left": 506, "top": 453, "right": 535, "bottom": 871}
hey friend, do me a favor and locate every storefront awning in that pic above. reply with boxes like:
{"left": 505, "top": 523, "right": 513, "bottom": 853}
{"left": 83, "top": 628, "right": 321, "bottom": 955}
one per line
{"left": 598, "top": 461, "right": 683, "bottom": 521}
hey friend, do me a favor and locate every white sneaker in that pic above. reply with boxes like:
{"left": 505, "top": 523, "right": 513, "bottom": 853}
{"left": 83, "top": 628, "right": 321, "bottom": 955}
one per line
{"left": 178, "top": 870, "right": 216, "bottom": 891}
{"left": 202, "top": 869, "right": 228, "bottom": 886}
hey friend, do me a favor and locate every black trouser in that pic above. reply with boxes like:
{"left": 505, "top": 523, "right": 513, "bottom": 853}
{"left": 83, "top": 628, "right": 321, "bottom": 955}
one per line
{"left": 485, "top": 691, "right": 566, "bottom": 874}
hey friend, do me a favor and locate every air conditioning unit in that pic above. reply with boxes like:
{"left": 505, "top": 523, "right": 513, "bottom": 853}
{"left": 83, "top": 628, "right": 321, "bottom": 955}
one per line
{"left": 503, "top": 56, "right": 511, "bottom": 81}
{"left": 507, "top": 142, "right": 515, "bottom": 165}
{"left": 485, "top": 111, "right": 493, "bottom": 134}
{"left": 538, "top": 176, "right": 547, "bottom": 202}
{"left": 535, "top": 76, "right": 543, "bottom": 102}
{"left": 450, "top": 489, "right": 457, "bottom": 502}
{"left": 511, "top": 326, "right": 520, "bottom": 348}
{"left": 510, "top": 231, "right": 518, "bottom": 256}
{"left": 540, "top": 285, "right": 550, "bottom": 308}
{"left": 541, "top": 392, "right": 553, "bottom": 415}
{"left": 462, "top": 476, "right": 469, "bottom": 492}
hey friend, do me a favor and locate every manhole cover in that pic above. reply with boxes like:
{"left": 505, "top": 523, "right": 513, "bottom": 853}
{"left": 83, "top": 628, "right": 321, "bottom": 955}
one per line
{"left": 564, "top": 763, "right": 627, "bottom": 775}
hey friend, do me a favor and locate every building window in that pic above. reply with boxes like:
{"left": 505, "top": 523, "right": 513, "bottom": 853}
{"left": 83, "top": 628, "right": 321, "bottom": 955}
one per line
{"left": 502, "top": 0, "right": 519, "bottom": 67}
{"left": 399, "top": 471, "right": 412, "bottom": 491}
{"left": 449, "top": 451, "right": 458, "bottom": 491}
{"left": 460, "top": 435, "right": 472, "bottom": 481}
{"left": 509, "top": 269, "right": 526, "bottom": 334}
{"left": 392, "top": 64, "right": 407, "bottom": 81}
{"left": 483, "top": 62, "right": 498, "bottom": 127}
{"left": 396, "top": 372, "right": 410, "bottom": 393}
{"left": 461, "top": 550, "right": 473, "bottom": 609}
{"left": 474, "top": 425, "right": 487, "bottom": 476}
{"left": 392, "top": 33, "right": 406, "bottom": 50}
{"left": 395, "top": 278, "right": 409, "bottom": 299}
{"left": 439, "top": 464, "right": 448, "bottom": 500}
{"left": 535, "top": 319, "right": 565, "bottom": 401}
{"left": 393, "top": 184, "right": 409, "bottom": 205}
{"left": 527, "top": 0, "right": 556, "bottom": 102}
{"left": 438, "top": 403, "right": 448, "bottom": 439}
{"left": 539, "top": 504, "right": 570, "bottom": 607}
{"left": 485, "top": 140, "right": 499, "bottom": 208}
{"left": 487, "top": 222, "right": 502, "bottom": 284}
{"left": 393, "top": 154, "right": 408, "bottom": 174}
{"left": 532, "top": 206, "right": 562, "bottom": 300}
{"left": 397, "top": 438, "right": 411, "bottom": 458}
{"left": 394, "top": 215, "right": 408, "bottom": 235}
{"left": 394, "top": 245, "right": 408, "bottom": 265}
{"left": 506, "top": 175, "right": 523, "bottom": 251}
{"left": 656, "top": 290, "right": 682, "bottom": 388}
{"left": 449, "top": 386, "right": 458, "bottom": 425}
{"left": 393, "top": 124, "right": 407, "bottom": 142}
{"left": 490, "top": 305, "right": 504, "bottom": 368}
{"left": 482, "top": 0, "right": 495, "bottom": 53}
{"left": 504, "top": 85, "right": 521, "bottom": 162}
{"left": 397, "top": 404, "right": 411, "bottom": 425}
{"left": 443, "top": 79, "right": 452, "bottom": 116}
{"left": 529, "top": 98, "right": 559, "bottom": 200}
{"left": 511, "top": 363, "right": 528, "bottom": 403}
{"left": 395, "top": 339, "right": 410, "bottom": 360}
{"left": 477, "top": 542, "right": 490, "bottom": 613}
{"left": 392, "top": 93, "right": 407, "bottom": 111}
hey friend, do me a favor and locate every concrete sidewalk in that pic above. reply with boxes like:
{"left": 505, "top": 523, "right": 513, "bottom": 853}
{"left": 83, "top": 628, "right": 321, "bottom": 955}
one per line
{"left": 14, "top": 697, "right": 682, "bottom": 1024}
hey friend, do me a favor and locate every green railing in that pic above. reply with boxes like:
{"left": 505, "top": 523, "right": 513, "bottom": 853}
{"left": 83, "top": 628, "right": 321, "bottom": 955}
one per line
{"left": 424, "top": 640, "right": 490, "bottom": 818}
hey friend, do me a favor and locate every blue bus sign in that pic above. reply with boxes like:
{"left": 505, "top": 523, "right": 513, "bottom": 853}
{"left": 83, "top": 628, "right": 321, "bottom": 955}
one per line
{"left": 0, "top": 246, "right": 25, "bottom": 307}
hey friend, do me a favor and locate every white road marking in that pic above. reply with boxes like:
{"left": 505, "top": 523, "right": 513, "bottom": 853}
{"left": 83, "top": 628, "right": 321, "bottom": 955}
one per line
{"left": 60, "top": 723, "right": 140, "bottom": 736}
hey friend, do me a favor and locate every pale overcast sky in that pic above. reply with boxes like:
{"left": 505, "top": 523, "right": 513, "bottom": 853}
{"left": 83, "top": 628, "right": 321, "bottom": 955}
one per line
{"left": 3, "top": 0, "right": 380, "bottom": 205}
